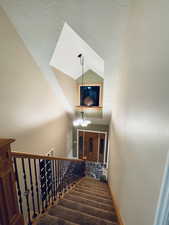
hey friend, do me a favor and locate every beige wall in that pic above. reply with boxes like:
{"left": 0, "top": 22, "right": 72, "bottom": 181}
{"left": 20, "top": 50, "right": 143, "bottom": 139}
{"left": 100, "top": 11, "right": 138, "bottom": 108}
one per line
{"left": 53, "top": 68, "right": 78, "bottom": 107}
{"left": 108, "top": 1, "right": 169, "bottom": 225}
{"left": 0, "top": 7, "right": 72, "bottom": 156}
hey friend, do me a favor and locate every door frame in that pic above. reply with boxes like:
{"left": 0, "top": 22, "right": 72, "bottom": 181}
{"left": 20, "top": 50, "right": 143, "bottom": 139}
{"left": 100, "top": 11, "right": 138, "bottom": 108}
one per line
{"left": 154, "top": 150, "right": 169, "bottom": 225}
{"left": 77, "top": 129, "right": 108, "bottom": 163}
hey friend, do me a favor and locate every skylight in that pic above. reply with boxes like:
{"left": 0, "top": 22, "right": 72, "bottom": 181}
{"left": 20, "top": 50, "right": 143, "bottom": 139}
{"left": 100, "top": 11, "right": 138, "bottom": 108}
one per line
{"left": 50, "top": 22, "right": 104, "bottom": 79}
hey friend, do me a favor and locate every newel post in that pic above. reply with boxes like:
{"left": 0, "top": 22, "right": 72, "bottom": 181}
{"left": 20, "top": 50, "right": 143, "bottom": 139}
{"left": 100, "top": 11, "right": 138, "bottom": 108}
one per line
{"left": 0, "top": 139, "right": 24, "bottom": 225}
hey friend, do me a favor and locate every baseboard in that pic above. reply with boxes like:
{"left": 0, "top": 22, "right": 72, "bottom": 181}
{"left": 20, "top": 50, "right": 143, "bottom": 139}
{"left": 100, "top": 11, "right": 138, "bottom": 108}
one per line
{"left": 108, "top": 184, "right": 125, "bottom": 225}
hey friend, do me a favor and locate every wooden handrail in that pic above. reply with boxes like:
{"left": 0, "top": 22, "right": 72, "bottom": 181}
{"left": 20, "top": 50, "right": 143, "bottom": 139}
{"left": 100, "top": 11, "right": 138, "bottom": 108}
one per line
{"left": 11, "top": 151, "right": 83, "bottom": 162}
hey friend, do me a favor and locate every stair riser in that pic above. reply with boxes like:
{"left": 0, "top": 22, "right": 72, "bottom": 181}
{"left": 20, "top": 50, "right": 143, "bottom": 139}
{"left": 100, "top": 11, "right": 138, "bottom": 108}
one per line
{"left": 79, "top": 183, "right": 108, "bottom": 191}
{"left": 80, "top": 181, "right": 108, "bottom": 187}
{"left": 65, "top": 194, "right": 113, "bottom": 211}
{"left": 48, "top": 205, "right": 116, "bottom": 225}
{"left": 77, "top": 184, "right": 109, "bottom": 192}
{"left": 77, "top": 185, "right": 109, "bottom": 192}
{"left": 59, "top": 199, "right": 117, "bottom": 221}
{"left": 37, "top": 215, "right": 79, "bottom": 225}
{"left": 71, "top": 191, "right": 112, "bottom": 205}
{"left": 75, "top": 188, "right": 111, "bottom": 199}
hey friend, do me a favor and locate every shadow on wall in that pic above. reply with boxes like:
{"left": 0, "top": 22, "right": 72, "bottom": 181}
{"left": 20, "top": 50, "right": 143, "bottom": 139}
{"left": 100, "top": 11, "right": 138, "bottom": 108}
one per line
{"left": 52, "top": 68, "right": 78, "bottom": 107}
{"left": 11, "top": 113, "right": 73, "bottom": 158}
{"left": 108, "top": 120, "right": 125, "bottom": 204}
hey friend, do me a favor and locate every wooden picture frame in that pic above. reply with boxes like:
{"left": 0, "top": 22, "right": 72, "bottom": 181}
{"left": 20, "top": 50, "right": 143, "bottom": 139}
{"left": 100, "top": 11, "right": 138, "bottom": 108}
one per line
{"left": 77, "top": 83, "right": 103, "bottom": 108}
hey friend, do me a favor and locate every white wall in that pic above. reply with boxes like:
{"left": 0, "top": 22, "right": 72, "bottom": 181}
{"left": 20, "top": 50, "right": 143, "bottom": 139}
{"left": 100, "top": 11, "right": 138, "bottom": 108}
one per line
{"left": 0, "top": 0, "right": 130, "bottom": 124}
{"left": 108, "top": 1, "right": 169, "bottom": 225}
{"left": 0, "top": 7, "right": 72, "bottom": 156}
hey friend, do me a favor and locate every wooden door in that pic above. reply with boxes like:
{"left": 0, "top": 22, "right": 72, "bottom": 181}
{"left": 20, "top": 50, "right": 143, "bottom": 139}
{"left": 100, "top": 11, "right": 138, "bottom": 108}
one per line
{"left": 84, "top": 132, "right": 99, "bottom": 162}
{"left": 78, "top": 131, "right": 106, "bottom": 162}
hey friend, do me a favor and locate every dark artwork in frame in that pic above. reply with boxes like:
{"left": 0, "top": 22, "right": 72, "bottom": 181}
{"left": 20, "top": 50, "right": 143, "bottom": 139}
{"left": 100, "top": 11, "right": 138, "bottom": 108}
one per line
{"left": 80, "top": 86, "right": 100, "bottom": 107}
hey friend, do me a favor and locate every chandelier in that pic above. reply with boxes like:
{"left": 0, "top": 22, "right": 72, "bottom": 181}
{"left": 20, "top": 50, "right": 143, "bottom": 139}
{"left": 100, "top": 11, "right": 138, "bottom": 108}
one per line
{"left": 73, "top": 54, "right": 91, "bottom": 127}
{"left": 73, "top": 112, "right": 91, "bottom": 127}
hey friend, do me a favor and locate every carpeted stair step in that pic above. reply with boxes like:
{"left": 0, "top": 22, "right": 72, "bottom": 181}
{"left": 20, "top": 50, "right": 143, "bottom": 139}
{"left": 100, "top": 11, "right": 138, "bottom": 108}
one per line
{"left": 48, "top": 205, "right": 117, "bottom": 225}
{"left": 65, "top": 193, "right": 114, "bottom": 211}
{"left": 70, "top": 190, "right": 113, "bottom": 205}
{"left": 37, "top": 214, "right": 79, "bottom": 225}
{"left": 74, "top": 187, "right": 111, "bottom": 199}
{"left": 78, "top": 183, "right": 109, "bottom": 192}
{"left": 80, "top": 179, "right": 108, "bottom": 188}
{"left": 58, "top": 198, "right": 117, "bottom": 222}
{"left": 77, "top": 182, "right": 109, "bottom": 190}
{"left": 80, "top": 180, "right": 107, "bottom": 186}
{"left": 76, "top": 184, "right": 110, "bottom": 194}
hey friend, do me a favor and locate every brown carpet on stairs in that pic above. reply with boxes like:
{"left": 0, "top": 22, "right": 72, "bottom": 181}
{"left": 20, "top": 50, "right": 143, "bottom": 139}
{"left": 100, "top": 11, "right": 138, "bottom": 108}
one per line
{"left": 37, "top": 177, "right": 119, "bottom": 225}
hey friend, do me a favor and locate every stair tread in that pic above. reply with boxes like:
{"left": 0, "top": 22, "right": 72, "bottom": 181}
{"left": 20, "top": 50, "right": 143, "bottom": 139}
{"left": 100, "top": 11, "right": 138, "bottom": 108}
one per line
{"left": 80, "top": 179, "right": 108, "bottom": 186}
{"left": 48, "top": 204, "right": 117, "bottom": 225}
{"left": 77, "top": 183, "right": 109, "bottom": 190}
{"left": 70, "top": 190, "right": 113, "bottom": 205}
{"left": 37, "top": 177, "right": 119, "bottom": 225}
{"left": 58, "top": 198, "right": 117, "bottom": 222}
{"left": 74, "top": 188, "right": 111, "bottom": 199}
{"left": 65, "top": 193, "right": 114, "bottom": 211}
{"left": 37, "top": 214, "right": 79, "bottom": 225}
{"left": 78, "top": 184, "right": 109, "bottom": 192}
{"left": 80, "top": 177, "right": 108, "bottom": 185}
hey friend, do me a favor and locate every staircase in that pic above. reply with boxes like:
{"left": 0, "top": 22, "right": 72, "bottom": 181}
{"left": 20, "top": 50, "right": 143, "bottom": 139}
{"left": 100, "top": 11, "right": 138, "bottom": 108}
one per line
{"left": 37, "top": 177, "right": 119, "bottom": 225}
{"left": 0, "top": 139, "right": 119, "bottom": 225}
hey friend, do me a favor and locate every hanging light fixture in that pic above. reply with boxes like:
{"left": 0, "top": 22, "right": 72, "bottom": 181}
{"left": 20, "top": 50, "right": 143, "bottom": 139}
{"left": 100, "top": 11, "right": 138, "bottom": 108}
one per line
{"left": 73, "top": 54, "right": 91, "bottom": 127}
{"left": 73, "top": 112, "right": 91, "bottom": 127}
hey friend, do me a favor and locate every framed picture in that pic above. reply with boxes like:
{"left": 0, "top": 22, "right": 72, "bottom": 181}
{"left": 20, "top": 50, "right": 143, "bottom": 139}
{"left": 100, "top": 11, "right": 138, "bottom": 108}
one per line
{"left": 78, "top": 83, "right": 102, "bottom": 107}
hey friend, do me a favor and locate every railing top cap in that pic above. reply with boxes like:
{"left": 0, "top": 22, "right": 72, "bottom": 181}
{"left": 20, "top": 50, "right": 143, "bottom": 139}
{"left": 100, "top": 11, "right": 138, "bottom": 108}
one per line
{"left": 0, "top": 138, "right": 15, "bottom": 148}
{"left": 11, "top": 151, "right": 84, "bottom": 162}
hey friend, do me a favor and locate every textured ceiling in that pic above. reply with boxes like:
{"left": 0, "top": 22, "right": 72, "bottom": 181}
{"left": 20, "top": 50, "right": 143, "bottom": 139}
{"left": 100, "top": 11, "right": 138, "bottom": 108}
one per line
{"left": 0, "top": 0, "right": 130, "bottom": 124}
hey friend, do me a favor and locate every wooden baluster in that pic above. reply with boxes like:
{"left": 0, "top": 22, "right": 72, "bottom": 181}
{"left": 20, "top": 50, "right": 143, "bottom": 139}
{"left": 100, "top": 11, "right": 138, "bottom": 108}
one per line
{"left": 33, "top": 159, "right": 40, "bottom": 214}
{"left": 13, "top": 157, "right": 23, "bottom": 215}
{"left": 21, "top": 158, "right": 31, "bottom": 225}
{"left": 0, "top": 139, "right": 24, "bottom": 225}
{"left": 28, "top": 158, "right": 37, "bottom": 219}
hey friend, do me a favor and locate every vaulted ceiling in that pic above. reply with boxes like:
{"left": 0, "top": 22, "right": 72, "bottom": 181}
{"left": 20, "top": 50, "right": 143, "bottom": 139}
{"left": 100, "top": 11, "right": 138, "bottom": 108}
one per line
{"left": 50, "top": 22, "right": 104, "bottom": 79}
{"left": 0, "top": 0, "right": 129, "bottom": 124}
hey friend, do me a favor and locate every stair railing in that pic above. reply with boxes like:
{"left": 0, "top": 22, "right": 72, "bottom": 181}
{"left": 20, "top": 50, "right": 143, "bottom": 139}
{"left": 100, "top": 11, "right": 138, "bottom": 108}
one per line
{"left": 11, "top": 152, "right": 85, "bottom": 225}
{"left": 0, "top": 138, "right": 85, "bottom": 225}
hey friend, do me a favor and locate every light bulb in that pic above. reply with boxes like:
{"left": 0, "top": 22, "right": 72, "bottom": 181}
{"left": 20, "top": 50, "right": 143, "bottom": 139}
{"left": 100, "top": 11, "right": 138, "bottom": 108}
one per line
{"left": 73, "top": 117, "right": 91, "bottom": 127}
{"left": 81, "top": 121, "right": 88, "bottom": 127}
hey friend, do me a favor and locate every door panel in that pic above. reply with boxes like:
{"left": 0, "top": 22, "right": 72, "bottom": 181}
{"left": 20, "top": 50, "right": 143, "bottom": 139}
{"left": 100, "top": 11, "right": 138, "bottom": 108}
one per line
{"left": 84, "top": 132, "right": 99, "bottom": 162}
{"left": 78, "top": 131, "right": 84, "bottom": 160}
{"left": 99, "top": 133, "right": 105, "bottom": 162}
